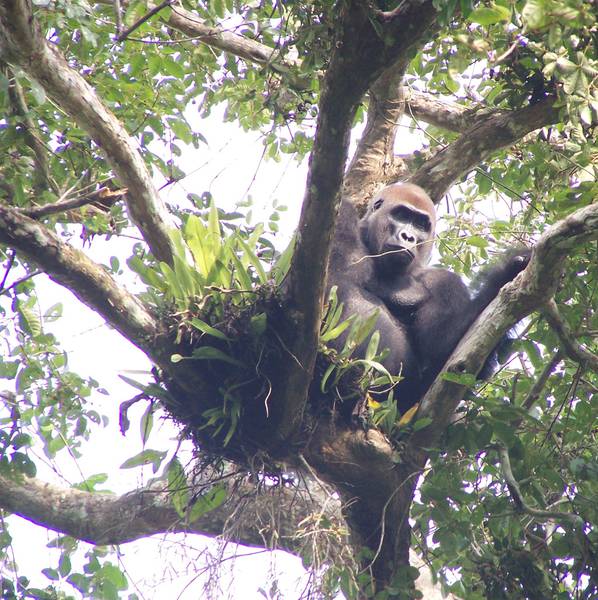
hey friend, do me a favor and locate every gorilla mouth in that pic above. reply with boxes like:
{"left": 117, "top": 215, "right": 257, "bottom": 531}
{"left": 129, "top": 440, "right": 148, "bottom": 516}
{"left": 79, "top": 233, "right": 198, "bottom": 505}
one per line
{"left": 383, "top": 245, "right": 413, "bottom": 260}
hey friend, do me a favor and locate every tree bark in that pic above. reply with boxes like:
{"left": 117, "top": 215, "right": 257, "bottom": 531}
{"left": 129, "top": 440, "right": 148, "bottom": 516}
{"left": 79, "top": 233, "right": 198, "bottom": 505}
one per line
{"left": 410, "top": 96, "right": 559, "bottom": 202}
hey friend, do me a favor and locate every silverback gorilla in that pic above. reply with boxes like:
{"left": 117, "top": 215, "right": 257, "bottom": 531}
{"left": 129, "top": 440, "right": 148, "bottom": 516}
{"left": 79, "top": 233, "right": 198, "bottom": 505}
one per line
{"left": 328, "top": 183, "right": 530, "bottom": 413}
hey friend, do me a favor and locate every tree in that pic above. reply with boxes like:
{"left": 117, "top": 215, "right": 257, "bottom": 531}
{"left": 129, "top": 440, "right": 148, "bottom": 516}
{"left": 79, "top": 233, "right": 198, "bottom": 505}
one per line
{"left": 0, "top": 0, "right": 596, "bottom": 597}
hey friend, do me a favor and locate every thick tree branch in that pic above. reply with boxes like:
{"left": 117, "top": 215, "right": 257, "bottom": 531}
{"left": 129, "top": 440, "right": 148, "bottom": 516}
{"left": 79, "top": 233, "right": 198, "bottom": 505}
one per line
{"left": 0, "top": 0, "right": 174, "bottom": 264}
{"left": 0, "top": 471, "right": 452, "bottom": 597}
{"left": 414, "top": 200, "right": 598, "bottom": 444}
{"left": 304, "top": 417, "right": 426, "bottom": 586}
{"left": 0, "top": 473, "right": 322, "bottom": 551}
{"left": 0, "top": 204, "right": 164, "bottom": 360}
{"left": 273, "top": 0, "right": 437, "bottom": 447}
{"left": 404, "top": 88, "right": 475, "bottom": 132}
{"left": 343, "top": 65, "right": 410, "bottom": 208}
{"left": 410, "top": 96, "right": 559, "bottom": 201}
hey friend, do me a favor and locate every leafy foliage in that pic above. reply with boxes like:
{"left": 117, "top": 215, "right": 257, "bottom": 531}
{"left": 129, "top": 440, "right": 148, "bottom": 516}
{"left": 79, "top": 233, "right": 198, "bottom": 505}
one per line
{"left": 0, "top": 0, "right": 596, "bottom": 598}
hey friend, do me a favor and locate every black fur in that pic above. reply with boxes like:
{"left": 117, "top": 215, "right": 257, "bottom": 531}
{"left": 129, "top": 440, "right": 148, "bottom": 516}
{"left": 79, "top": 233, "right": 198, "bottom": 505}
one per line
{"left": 328, "top": 184, "right": 530, "bottom": 413}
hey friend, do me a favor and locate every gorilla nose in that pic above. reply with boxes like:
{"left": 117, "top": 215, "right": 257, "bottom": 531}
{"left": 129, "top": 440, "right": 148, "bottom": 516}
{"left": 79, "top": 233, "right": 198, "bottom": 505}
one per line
{"left": 400, "top": 231, "right": 415, "bottom": 244}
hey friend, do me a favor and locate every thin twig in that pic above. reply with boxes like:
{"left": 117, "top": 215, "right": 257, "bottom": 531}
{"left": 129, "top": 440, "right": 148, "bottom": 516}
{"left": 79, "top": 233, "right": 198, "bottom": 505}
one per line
{"left": 21, "top": 188, "right": 127, "bottom": 219}
{"left": 497, "top": 444, "right": 584, "bottom": 526}
{"left": 542, "top": 299, "right": 598, "bottom": 371}
{"left": 116, "top": 0, "right": 173, "bottom": 43}
{"left": 0, "top": 249, "right": 16, "bottom": 290}
{"left": 0, "top": 271, "right": 41, "bottom": 296}
{"left": 113, "top": 0, "right": 123, "bottom": 35}
{"left": 521, "top": 349, "right": 564, "bottom": 411}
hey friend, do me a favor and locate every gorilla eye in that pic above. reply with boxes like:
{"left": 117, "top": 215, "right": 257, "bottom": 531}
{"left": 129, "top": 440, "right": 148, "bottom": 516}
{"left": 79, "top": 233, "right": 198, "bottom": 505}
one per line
{"left": 373, "top": 198, "right": 384, "bottom": 211}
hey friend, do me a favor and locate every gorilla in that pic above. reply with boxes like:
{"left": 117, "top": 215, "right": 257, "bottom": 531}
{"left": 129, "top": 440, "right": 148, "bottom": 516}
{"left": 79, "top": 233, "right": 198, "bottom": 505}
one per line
{"left": 327, "top": 182, "right": 530, "bottom": 413}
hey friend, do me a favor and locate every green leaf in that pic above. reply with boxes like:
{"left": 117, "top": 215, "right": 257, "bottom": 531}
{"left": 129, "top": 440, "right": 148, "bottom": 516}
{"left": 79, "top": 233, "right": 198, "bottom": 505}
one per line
{"left": 412, "top": 417, "right": 433, "bottom": 432}
{"left": 73, "top": 473, "right": 109, "bottom": 491}
{"left": 320, "top": 317, "right": 353, "bottom": 343}
{"left": 249, "top": 312, "right": 267, "bottom": 336}
{"left": 58, "top": 553, "right": 72, "bottom": 577}
{"left": 120, "top": 449, "right": 167, "bottom": 473}
{"left": 441, "top": 372, "right": 477, "bottom": 386}
{"left": 521, "top": 0, "right": 548, "bottom": 29}
{"left": 67, "top": 573, "right": 90, "bottom": 593}
{"left": 29, "top": 79, "right": 47, "bottom": 104}
{"left": 365, "top": 330, "right": 380, "bottom": 361}
{"left": 187, "top": 484, "right": 227, "bottom": 522}
{"left": 320, "top": 363, "right": 337, "bottom": 393}
{"left": 468, "top": 4, "right": 510, "bottom": 25}
{"left": 271, "top": 235, "right": 295, "bottom": 284}
{"left": 192, "top": 346, "right": 245, "bottom": 367}
{"left": 467, "top": 235, "right": 489, "bottom": 249}
{"left": 140, "top": 402, "right": 154, "bottom": 445}
{"left": 238, "top": 237, "right": 267, "bottom": 284}
{"left": 207, "top": 199, "right": 222, "bottom": 250}
{"left": 118, "top": 374, "right": 149, "bottom": 392}
{"left": 229, "top": 250, "right": 253, "bottom": 290}
{"left": 190, "top": 318, "right": 231, "bottom": 341}
{"left": 184, "top": 215, "right": 211, "bottom": 277}
{"left": 18, "top": 304, "right": 42, "bottom": 337}
{"left": 43, "top": 302, "right": 63, "bottom": 322}
{"left": 167, "top": 458, "right": 188, "bottom": 518}
{"left": 97, "top": 564, "right": 128, "bottom": 590}
{"left": 42, "top": 568, "right": 60, "bottom": 581}
{"left": 211, "top": 0, "right": 225, "bottom": 18}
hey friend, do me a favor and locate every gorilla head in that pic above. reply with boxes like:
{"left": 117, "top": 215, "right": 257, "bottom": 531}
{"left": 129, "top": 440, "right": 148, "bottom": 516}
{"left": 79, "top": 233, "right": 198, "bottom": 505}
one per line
{"left": 360, "top": 183, "right": 436, "bottom": 275}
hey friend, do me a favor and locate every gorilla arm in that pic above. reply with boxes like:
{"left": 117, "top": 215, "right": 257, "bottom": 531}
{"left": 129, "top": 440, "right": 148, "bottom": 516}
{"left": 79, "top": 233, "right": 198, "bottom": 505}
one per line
{"left": 412, "top": 249, "right": 531, "bottom": 388}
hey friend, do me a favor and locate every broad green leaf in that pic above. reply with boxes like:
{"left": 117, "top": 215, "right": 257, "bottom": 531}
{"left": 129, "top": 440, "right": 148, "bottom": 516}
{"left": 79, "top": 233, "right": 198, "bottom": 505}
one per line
{"left": 97, "top": 564, "right": 128, "bottom": 590}
{"left": 467, "top": 235, "right": 489, "bottom": 249}
{"left": 118, "top": 374, "right": 150, "bottom": 392}
{"left": 120, "top": 449, "right": 167, "bottom": 473}
{"left": 229, "top": 250, "right": 253, "bottom": 290}
{"left": 320, "top": 363, "right": 337, "bottom": 392}
{"left": 468, "top": 4, "right": 510, "bottom": 25}
{"left": 58, "top": 554, "right": 72, "bottom": 577}
{"left": 167, "top": 458, "right": 188, "bottom": 518}
{"left": 365, "top": 330, "right": 380, "bottom": 361}
{"left": 185, "top": 215, "right": 211, "bottom": 276}
{"left": 522, "top": 0, "right": 548, "bottom": 29}
{"left": 187, "top": 484, "right": 227, "bottom": 522}
{"left": 441, "top": 372, "right": 477, "bottom": 386}
{"left": 249, "top": 312, "right": 267, "bottom": 336}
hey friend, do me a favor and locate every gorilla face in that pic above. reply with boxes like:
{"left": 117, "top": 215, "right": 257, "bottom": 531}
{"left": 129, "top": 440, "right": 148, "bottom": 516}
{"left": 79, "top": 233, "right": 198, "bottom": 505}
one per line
{"left": 360, "top": 183, "right": 436, "bottom": 275}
